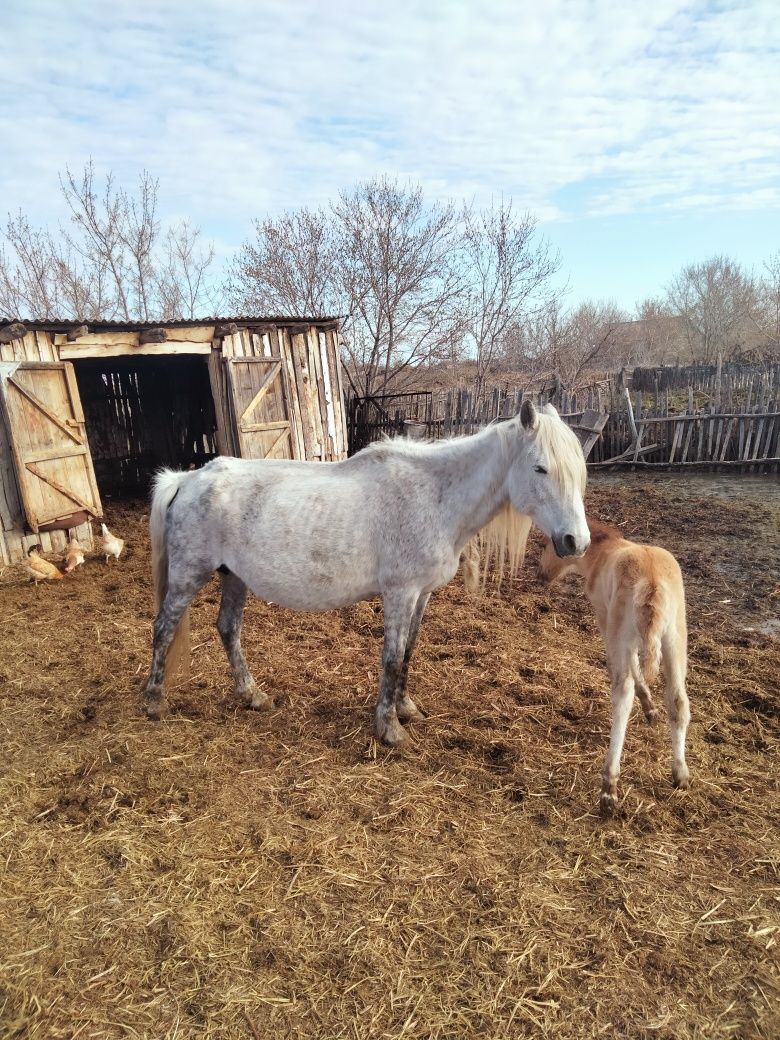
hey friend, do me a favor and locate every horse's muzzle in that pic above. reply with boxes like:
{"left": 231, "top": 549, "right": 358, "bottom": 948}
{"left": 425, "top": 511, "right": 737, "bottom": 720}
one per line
{"left": 553, "top": 532, "right": 589, "bottom": 558}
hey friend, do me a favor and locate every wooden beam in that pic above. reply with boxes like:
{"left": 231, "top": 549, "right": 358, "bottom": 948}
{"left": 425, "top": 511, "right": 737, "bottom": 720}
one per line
{"left": 66, "top": 324, "right": 89, "bottom": 342}
{"left": 24, "top": 444, "right": 88, "bottom": 464}
{"left": 0, "top": 322, "right": 27, "bottom": 344}
{"left": 266, "top": 426, "right": 291, "bottom": 458}
{"left": 164, "top": 325, "right": 215, "bottom": 343}
{"left": 215, "top": 322, "right": 239, "bottom": 338}
{"left": 139, "top": 328, "right": 167, "bottom": 344}
{"left": 25, "top": 462, "right": 97, "bottom": 515}
{"left": 55, "top": 331, "right": 139, "bottom": 349}
{"left": 58, "top": 341, "right": 211, "bottom": 360}
{"left": 241, "top": 419, "right": 291, "bottom": 433}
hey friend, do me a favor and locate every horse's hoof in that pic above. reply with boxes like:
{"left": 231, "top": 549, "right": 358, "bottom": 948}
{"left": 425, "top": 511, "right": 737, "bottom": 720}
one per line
{"left": 599, "top": 792, "right": 617, "bottom": 818}
{"left": 673, "top": 768, "right": 690, "bottom": 790}
{"left": 645, "top": 707, "right": 660, "bottom": 725}
{"left": 401, "top": 709, "right": 424, "bottom": 724}
{"left": 397, "top": 696, "right": 423, "bottom": 724}
{"left": 145, "top": 698, "right": 166, "bottom": 721}
{"left": 376, "top": 716, "right": 406, "bottom": 746}
{"left": 247, "top": 690, "right": 274, "bottom": 711}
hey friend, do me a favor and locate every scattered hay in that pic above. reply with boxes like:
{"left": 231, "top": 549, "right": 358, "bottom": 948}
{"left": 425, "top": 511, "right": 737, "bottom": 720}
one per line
{"left": 0, "top": 480, "right": 778, "bottom": 1039}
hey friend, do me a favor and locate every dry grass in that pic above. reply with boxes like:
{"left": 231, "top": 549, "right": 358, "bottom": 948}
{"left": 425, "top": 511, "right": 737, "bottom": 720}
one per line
{"left": 0, "top": 480, "right": 778, "bottom": 1039}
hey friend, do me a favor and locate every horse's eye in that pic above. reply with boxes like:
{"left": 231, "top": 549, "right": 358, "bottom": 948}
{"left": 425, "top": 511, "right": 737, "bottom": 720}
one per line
{"left": 534, "top": 465, "right": 548, "bottom": 475}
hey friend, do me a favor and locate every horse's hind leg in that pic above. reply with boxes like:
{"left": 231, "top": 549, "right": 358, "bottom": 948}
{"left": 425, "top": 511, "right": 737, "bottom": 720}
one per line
{"left": 375, "top": 588, "right": 419, "bottom": 746}
{"left": 395, "top": 592, "right": 430, "bottom": 724}
{"left": 217, "top": 570, "right": 271, "bottom": 711}
{"left": 144, "top": 570, "right": 209, "bottom": 719}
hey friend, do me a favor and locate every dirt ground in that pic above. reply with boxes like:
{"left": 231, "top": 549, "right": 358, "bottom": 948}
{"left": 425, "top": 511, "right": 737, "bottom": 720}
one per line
{"left": 0, "top": 477, "right": 778, "bottom": 1039}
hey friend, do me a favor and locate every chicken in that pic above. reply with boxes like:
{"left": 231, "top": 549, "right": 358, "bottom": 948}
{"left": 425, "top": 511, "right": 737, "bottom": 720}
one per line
{"left": 99, "top": 522, "right": 124, "bottom": 563}
{"left": 63, "top": 535, "right": 86, "bottom": 574}
{"left": 24, "top": 544, "right": 64, "bottom": 584}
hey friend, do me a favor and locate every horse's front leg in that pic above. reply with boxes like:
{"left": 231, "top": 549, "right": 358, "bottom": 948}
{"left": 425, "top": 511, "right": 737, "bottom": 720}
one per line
{"left": 217, "top": 569, "right": 272, "bottom": 710}
{"left": 395, "top": 592, "right": 431, "bottom": 724}
{"left": 375, "top": 588, "right": 419, "bottom": 746}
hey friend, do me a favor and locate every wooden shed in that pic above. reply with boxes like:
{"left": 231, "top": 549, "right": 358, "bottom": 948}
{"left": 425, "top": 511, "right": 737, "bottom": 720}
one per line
{"left": 0, "top": 317, "right": 347, "bottom": 564}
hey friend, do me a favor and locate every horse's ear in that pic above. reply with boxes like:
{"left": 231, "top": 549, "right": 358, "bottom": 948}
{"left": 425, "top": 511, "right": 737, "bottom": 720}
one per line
{"left": 520, "top": 399, "right": 539, "bottom": 431}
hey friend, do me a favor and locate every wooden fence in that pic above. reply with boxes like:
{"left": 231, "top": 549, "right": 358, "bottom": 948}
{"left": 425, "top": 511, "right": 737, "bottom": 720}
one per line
{"left": 347, "top": 363, "right": 780, "bottom": 472}
{"left": 347, "top": 381, "right": 610, "bottom": 453}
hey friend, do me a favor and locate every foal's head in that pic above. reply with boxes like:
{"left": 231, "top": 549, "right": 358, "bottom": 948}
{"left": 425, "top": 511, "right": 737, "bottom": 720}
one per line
{"left": 506, "top": 401, "right": 589, "bottom": 558}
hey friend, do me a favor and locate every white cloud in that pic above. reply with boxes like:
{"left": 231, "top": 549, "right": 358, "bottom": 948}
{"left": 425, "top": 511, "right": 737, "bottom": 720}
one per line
{"left": 0, "top": 0, "right": 778, "bottom": 244}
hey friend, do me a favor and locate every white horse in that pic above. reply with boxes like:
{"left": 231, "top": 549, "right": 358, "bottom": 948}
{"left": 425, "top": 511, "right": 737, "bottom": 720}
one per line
{"left": 143, "top": 400, "right": 589, "bottom": 745}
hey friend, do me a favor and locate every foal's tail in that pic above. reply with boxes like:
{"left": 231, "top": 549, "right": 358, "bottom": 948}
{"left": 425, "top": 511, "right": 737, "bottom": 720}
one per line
{"left": 150, "top": 468, "right": 191, "bottom": 683}
{"left": 634, "top": 577, "right": 664, "bottom": 684}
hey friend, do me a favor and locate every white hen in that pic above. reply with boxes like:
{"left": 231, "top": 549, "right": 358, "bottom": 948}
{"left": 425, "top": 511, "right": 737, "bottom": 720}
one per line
{"left": 100, "top": 522, "right": 124, "bottom": 563}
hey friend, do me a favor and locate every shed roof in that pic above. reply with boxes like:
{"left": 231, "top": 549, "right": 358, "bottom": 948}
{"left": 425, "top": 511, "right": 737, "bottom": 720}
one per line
{"left": 1, "top": 315, "right": 341, "bottom": 332}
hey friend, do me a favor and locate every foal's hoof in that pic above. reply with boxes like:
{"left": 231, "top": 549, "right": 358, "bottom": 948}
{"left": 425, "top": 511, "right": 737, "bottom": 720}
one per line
{"left": 376, "top": 716, "right": 406, "bottom": 747}
{"left": 673, "top": 767, "right": 691, "bottom": 790}
{"left": 644, "top": 707, "right": 660, "bottom": 725}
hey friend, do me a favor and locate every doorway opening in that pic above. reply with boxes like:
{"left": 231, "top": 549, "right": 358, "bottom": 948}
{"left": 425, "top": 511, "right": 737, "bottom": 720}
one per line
{"left": 73, "top": 354, "right": 218, "bottom": 497}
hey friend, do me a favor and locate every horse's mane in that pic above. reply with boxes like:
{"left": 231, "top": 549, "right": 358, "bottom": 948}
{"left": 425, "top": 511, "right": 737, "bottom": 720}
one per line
{"left": 467, "top": 411, "right": 587, "bottom": 592}
{"left": 535, "top": 411, "right": 588, "bottom": 497}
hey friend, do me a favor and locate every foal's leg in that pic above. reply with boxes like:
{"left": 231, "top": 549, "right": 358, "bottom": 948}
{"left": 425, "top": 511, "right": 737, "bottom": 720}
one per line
{"left": 143, "top": 568, "right": 211, "bottom": 719}
{"left": 600, "top": 654, "right": 636, "bottom": 817}
{"left": 395, "top": 592, "right": 431, "bottom": 724}
{"left": 375, "top": 588, "right": 419, "bottom": 746}
{"left": 661, "top": 630, "right": 691, "bottom": 789}
{"left": 217, "top": 570, "right": 272, "bottom": 711}
{"left": 631, "top": 654, "right": 659, "bottom": 723}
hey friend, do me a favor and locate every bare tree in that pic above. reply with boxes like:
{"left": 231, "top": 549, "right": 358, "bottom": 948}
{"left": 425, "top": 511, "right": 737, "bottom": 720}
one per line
{"left": 514, "top": 297, "right": 628, "bottom": 388}
{"left": 157, "top": 221, "right": 218, "bottom": 320}
{"left": 0, "top": 163, "right": 217, "bottom": 321}
{"left": 459, "top": 200, "right": 558, "bottom": 401}
{"left": 666, "top": 255, "right": 759, "bottom": 363}
{"left": 334, "top": 178, "right": 463, "bottom": 394}
{"left": 562, "top": 301, "right": 629, "bottom": 385}
{"left": 0, "top": 214, "right": 62, "bottom": 318}
{"left": 756, "top": 251, "right": 780, "bottom": 357}
{"left": 225, "top": 207, "right": 341, "bottom": 317}
{"left": 631, "top": 297, "right": 686, "bottom": 365}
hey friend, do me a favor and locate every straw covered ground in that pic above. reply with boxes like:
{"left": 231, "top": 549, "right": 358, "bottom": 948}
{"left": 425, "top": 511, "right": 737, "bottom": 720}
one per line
{"left": 1, "top": 477, "right": 778, "bottom": 1039}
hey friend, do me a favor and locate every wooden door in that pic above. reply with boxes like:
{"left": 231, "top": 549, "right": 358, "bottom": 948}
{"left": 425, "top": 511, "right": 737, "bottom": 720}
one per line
{"left": 0, "top": 361, "right": 102, "bottom": 531}
{"left": 225, "top": 356, "right": 297, "bottom": 460}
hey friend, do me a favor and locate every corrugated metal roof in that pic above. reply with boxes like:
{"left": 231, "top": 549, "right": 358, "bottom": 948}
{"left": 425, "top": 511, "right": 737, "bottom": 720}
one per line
{"left": 1, "top": 315, "right": 342, "bottom": 331}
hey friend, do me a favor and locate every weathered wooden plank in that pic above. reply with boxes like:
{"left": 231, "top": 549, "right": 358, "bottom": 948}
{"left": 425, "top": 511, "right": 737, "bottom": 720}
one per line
{"left": 718, "top": 418, "right": 735, "bottom": 462}
{"left": 238, "top": 362, "right": 282, "bottom": 426}
{"left": 240, "top": 419, "right": 293, "bottom": 433}
{"left": 7, "top": 375, "right": 82, "bottom": 444}
{"left": 668, "top": 419, "right": 683, "bottom": 464}
{"left": 289, "top": 332, "right": 321, "bottom": 458}
{"left": 207, "top": 353, "right": 233, "bottom": 457}
{"left": 58, "top": 340, "right": 211, "bottom": 359}
{"left": 164, "top": 326, "right": 215, "bottom": 343}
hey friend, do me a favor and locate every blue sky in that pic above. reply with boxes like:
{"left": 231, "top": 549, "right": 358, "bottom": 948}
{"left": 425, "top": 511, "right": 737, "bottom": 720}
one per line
{"left": 1, "top": 0, "right": 778, "bottom": 310}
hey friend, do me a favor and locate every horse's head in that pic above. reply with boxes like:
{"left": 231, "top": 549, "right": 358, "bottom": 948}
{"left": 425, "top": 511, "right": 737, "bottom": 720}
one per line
{"left": 506, "top": 401, "right": 590, "bottom": 558}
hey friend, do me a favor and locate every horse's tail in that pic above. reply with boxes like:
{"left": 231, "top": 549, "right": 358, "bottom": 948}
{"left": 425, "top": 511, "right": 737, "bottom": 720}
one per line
{"left": 634, "top": 577, "right": 664, "bottom": 684}
{"left": 150, "top": 468, "right": 191, "bottom": 683}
